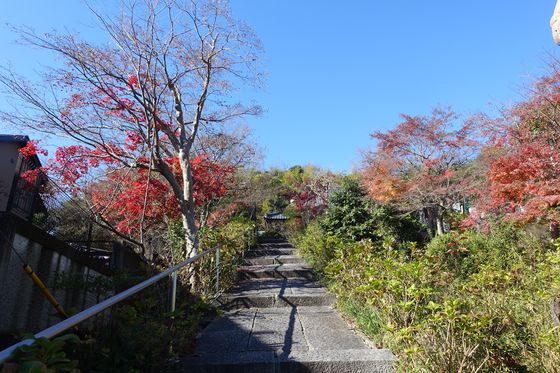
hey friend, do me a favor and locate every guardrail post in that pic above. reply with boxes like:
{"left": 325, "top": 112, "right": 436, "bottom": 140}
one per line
{"left": 169, "top": 271, "right": 177, "bottom": 313}
{"left": 215, "top": 246, "right": 220, "bottom": 295}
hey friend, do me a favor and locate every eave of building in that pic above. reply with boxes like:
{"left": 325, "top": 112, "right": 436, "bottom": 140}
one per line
{"left": 0, "top": 133, "right": 43, "bottom": 168}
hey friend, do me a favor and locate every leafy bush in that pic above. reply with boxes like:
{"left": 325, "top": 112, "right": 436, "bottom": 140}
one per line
{"left": 297, "top": 222, "right": 560, "bottom": 372}
{"left": 425, "top": 223, "right": 544, "bottom": 278}
{"left": 2, "top": 334, "right": 80, "bottom": 373}
{"left": 197, "top": 217, "right": 256, "bottom": 295}
{"left": 338, "top": 298, "right": 384, "bottom": 338}
{"left": 369, "top": 205, "right": 428, "bottom": 251}
{"left": 292, "top": 221, "right": 345, "bottom": 273}
{"left": 69, "top": 289, "right": 208, "bottom": 373}
{"left": 66, "top": 218, "right": 257, "bottom": 371}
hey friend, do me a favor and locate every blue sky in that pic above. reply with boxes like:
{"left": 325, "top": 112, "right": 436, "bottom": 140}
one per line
{"left": 0, "top": 1, "right": 558, "bottom": 171}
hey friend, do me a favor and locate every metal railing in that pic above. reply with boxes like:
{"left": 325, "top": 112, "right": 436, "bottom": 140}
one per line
{"left": 0, "top": 246, "right": 221, "bottom": 364}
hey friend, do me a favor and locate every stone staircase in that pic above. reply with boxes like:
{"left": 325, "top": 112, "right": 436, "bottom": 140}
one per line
{"left": 178, "top": 237, "right": 396, "bottom": 372}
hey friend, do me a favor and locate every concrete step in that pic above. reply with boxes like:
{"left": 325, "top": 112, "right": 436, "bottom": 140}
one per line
{"left": 246, "top": 248, "right": 296, "bottom": 257}
{"left": 178, "top": 349, "right": 396, "bottom": 372}
{"left": 245, "top": 255, "right": 304, "bottom": 266}
{"left": 238, "top": 264, "right": 315, "bottom": 280}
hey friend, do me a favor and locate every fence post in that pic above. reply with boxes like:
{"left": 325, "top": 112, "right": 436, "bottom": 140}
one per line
{"left": 215, "top": 246, "right": 220, "bottom": 295}
{"left": 169, "top": 271, "right": 177, "bottom": 313}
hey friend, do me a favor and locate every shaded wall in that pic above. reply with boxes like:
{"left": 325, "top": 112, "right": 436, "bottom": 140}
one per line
{"left": 0, "top": 143, "right": 19, "bottom": 212}
{"left": 0, "top": 223, "right": 107, "bottom": 345}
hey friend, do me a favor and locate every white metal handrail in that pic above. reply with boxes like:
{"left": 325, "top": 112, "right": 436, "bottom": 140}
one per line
{"left": 0, "top": 246, "right": 220, "bottom": 363}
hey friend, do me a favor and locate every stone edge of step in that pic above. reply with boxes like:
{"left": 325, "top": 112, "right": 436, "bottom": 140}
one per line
{"left": 179, "top": 348, "right": 397, "bottom": 366}
{"left": 212, "top": 293, "right": 337, "bottom": 310}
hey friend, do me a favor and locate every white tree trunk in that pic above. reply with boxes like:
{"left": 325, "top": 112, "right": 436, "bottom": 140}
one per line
{"left": 173, "top": 146, "right": 200, "bottom": 290}
{"left": 178, "top": 148, "right": 199, "bottom": 260}
{"left": 182, "top": 214, "right": 199, "bottom": 258}
{"left": 436, "top": 215, "right": 445, "bottom": 236}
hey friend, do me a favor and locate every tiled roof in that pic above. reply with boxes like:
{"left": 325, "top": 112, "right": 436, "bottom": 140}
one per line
{"left": 264, "top": 212, "right": 288, "bottom": 220}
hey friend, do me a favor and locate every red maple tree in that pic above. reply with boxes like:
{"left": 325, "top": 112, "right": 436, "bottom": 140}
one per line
{"left": 18, "top": 138, "right": 237, "bottom": 242}
{"left": 362, "top": 107, "right": 479, "bottom": 235}
{"left": 0, "top": 0, "right": 262, "bottom": 267}
{"left": 290, "top": 173, "right": 335, "bottom": 224}
{"left": 89, "top": 154, "right": 236, "bottom": 237}
{"left": 480, "top": 60, "right": 560, "bottom": 235}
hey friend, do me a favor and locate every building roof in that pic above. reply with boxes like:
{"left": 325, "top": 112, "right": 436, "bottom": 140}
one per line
{"left": 264, "top": 212, "right": 289, "bottom": 221}
{"left": 0, "top": 134, "right": 43, "bottom": 169}
{"left": 0, "top": 134, "right": 30, "bottom": 145}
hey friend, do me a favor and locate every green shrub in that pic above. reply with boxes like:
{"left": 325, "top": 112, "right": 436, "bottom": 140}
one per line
{"left": 292, "top": 221, "right": 345, "bottom": 273}
{"left": 3, "top": 334, "right": 81, "bottom": 373}
{"left": 369, "top": 206, "right": 428, "bottom": 251}
{"left": 296, "top": 222, "right": 560, "bottom": 372}
{"left": 197, "top": 217, "right": 256, "bottom": 295}
{"left": 66, "top": 287, "right": 207, "bottom": 373}
{"left": 425, "top": 223, "right": 548, "bottom": 278}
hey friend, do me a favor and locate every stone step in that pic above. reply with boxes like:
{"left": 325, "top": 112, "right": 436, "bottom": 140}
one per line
{"left": 180, "top": 233, "right": 397, "bottom": 372}
{"left": 257, "top": 237, "right": 288, "bottom": 244}
{"left": 215, "top": 279, "right": 335, "bottom": 310}
{"left": 246, "top": 248, "right": 296, "bottom": 257}
{"left": 215, "top": 292, "right": 336, "bottom": 310}
{"left": 178, "top": 349, "right": 396, "bottom": 372}
{"left": 238, "top": 264, "right": 315, "bottom": 280}
{"left": 245, "top": 255, "right": 304, "bottom": 265}
{"left": 257, "top": 242, "right": 294, "bottom": 248}
{"left": 179, "top": 307, "right": 396, "bottom": 372}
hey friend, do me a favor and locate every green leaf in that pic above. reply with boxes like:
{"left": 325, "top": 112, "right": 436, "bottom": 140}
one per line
{"left": 19, "top": 361, "right": 47, "bottom": 373}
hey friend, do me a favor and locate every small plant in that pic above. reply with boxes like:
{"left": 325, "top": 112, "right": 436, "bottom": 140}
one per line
{"left": 1, "top": 334, "right": 80, "bottom": 373}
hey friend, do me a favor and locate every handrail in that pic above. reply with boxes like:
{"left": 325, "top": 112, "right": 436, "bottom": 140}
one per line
{"left": 0, "top": 246, "right": 220, "bottom": 364}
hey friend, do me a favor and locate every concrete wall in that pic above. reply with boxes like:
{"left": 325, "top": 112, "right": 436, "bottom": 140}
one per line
{"left": 0, "top": 229, "right": 107, "bottom": 338}
{"left": 0, "top": 143, "right": 19, "bottom": 212}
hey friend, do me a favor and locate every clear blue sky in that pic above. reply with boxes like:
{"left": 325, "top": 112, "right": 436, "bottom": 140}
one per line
{"left": 0, "top": 1, "right": 558, "bottom": 171}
